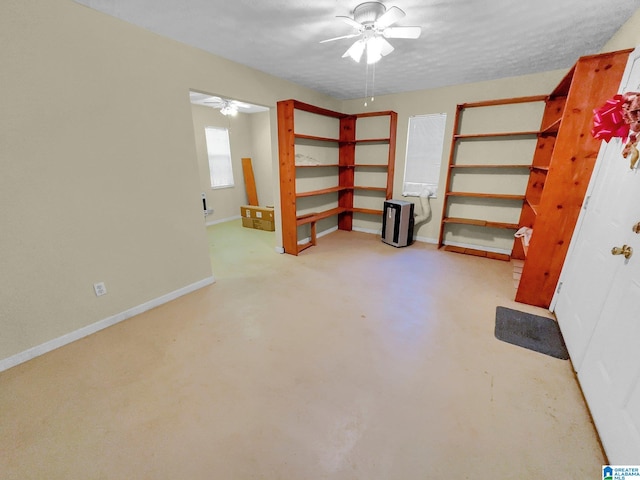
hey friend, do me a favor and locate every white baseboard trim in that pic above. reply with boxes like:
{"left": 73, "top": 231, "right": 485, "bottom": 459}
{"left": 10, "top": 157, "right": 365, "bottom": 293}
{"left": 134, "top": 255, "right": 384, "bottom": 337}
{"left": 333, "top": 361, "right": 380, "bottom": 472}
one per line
{"left": 414, "top": 235, "right": 438, "bottom": 244}
{"left": 352, "top": 226, "right": 381, "bottom": 235}
{"left": 0, "top": 276, "right": 216, "bottom": 373}
{"left": 205, "top": 215, "right": 241, "bottom": 227}
{"left": 297, "top": 226, "right": 338, "bottom": 245}
{"left": 443, "top": 240, "right": 511, "bottom": 255}
{"left": 352, "top": 228, "right": 438, "bottom": 246}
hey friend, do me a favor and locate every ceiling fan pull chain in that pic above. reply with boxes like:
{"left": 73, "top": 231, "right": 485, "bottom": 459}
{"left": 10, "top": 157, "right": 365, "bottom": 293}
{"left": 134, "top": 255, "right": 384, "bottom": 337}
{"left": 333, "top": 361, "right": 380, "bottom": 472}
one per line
{"left": 364, "top": 62, "right": 370, "bottom": 106}
{"left": 371, "top": 62, "right": 376, "bottom": 103}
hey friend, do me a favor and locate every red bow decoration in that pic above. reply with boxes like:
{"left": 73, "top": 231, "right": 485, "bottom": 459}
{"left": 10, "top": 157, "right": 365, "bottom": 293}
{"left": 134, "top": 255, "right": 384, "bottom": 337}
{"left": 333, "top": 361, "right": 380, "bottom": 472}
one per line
{"left": 592, "top": 94, "right": 630, "bottom": 142}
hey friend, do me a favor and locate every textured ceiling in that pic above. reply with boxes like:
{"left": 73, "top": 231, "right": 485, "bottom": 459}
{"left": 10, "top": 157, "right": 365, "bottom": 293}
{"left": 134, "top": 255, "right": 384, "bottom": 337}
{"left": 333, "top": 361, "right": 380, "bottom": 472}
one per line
{"left": 74, "top": 0, "right": 640, "bottom": 100}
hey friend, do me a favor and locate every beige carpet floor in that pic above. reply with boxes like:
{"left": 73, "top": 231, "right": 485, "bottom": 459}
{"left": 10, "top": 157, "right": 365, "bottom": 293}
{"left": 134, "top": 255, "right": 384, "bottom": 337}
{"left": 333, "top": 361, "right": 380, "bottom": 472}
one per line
{"left": 0, "top": 220, "right": 604, "bottom": 479}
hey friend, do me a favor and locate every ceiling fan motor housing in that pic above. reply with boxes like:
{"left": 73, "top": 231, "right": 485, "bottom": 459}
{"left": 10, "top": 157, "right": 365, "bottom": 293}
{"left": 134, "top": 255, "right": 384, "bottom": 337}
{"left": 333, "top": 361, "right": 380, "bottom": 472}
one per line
{"left": 353, "top": 2, "right": 386, "bottom": 24}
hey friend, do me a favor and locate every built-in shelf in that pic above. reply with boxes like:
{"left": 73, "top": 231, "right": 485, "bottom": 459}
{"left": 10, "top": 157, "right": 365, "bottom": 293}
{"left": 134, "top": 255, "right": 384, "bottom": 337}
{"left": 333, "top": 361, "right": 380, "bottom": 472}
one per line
{"left": 294, "top": 163, "right": 389, "bottom": 169}
{"left": 353, "top": 137, "right": 390, "bottom": 144}
{"left": 350, "top": 207, "right": 383, "bottom": 215}
{"left": 296, "top": 206, "right": 383, "bottom": 226}
{"left": 525, "top": 198, "right": 540, "bottom": 215}
{"left": 513, "top": 49, "right": 632, "bottom": 308}
{"left": 294, "top": 133, "right": 339, "bottom": 144}
{"left": 450, "top": 164, "right": 531, "bottom": 169}
{"left": 540, "top": 118, "right": 561, "bottom": 134}
{"left": 438, "top": 95, "right": 548, "bottom": 259}
{"left": 446, "top": 191, "right": 525, "bottom": 200}
{"left": 296, "top": 207, "right": 347, "bottom": 225}
{"left": 279, "top": 99, "right": 397, "bottom": 255}
{"left": 443, "top": 217, "right": 520, "bottom": 229}
{"left": 443, "top": 245, "right": 511, "bottom": 261}
{"left": 295, "top": 186, "right": 349, "bottom": 198}
{"left": 295, "top": 164, "right": 339, "bottom": 168}
{"left": 352, "top": 164, "right": 388, "bottom": 168}
{"left": 454, "top": 130, "right": 539, "bottom": 139}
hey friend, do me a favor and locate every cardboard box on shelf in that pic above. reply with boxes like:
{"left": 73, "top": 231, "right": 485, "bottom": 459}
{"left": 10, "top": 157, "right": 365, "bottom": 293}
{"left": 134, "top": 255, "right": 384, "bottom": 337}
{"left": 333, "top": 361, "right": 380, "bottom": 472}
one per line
{"left": 240, "top": 205, "right": 275, "bottom": 231}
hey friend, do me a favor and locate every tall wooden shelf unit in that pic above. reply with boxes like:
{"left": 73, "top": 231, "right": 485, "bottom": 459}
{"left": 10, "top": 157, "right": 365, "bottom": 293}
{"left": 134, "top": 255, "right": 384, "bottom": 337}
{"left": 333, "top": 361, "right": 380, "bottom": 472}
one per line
{"left": 277, "top": 99, "right": 397, "bottom": 255}
{"left": 438, "top": 95, "right": 547, "bottom": 260}
{"left": 513, "top": 49, "right": 632, "bottom": 307}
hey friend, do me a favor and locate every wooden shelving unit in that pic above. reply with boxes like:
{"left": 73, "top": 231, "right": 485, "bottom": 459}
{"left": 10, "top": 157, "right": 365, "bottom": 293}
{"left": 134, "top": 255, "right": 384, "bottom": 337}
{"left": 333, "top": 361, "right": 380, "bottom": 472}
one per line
{"left": 277, "top": 99, "right": 397, "bottom": 255}
{"left": 513, "top": 48, "right": 632, "bottom": 307}
{"left": 438, "top": 95, "right": 547, "bottom": 258}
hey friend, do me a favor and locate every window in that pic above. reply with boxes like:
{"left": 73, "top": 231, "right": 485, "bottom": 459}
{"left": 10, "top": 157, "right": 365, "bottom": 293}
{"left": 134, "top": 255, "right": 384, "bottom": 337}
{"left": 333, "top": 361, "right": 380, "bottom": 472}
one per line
{"left": 403, "top": 113, "right": 447, "bottom": 197}
{"left": 204, "top": 127, "right": 234, "bottom": 189}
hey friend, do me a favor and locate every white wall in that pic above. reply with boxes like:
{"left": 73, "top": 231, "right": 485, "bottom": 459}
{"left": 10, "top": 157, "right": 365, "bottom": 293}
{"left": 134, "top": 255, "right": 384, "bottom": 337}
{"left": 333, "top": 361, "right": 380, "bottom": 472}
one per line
{"left": 0, "top": 0, "right": 338, "bottom": 366}
{"left": 250, "top": 111, "right": 275, "bottom": 207}
{"left": 602, "top": 7, "right": 640, "bottom": 52}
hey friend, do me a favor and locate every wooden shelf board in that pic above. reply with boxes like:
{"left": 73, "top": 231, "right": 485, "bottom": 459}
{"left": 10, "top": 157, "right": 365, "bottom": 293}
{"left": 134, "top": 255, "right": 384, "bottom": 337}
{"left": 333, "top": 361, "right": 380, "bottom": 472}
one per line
{"left": 354, "top": 137, "right": 390, "bottom": 144}
{"left": 443, "top": 217, "right": 519, "bottom": 229}
{"left": 446, "top": 192, "right": 525, "bottom": 200}
{"left": 350, "top": 207, "right": 383, "bottom": 215}
{"left": 443, "top": 245, "right": 511, "bottom": 261}
{"left": 526, "top": 199, "right": 540, "bottom": 215}
{"left": 354, "top": 110, "right": 396, "bottom": 118}
{"left": 530, "top": 165, "right": 550, "bottom": 172}
{"left": 450, "top": 164, "right": 530, "bottom": 169}
{"left": 289, "top": 99, "right": 348, "bottom": 119}
{"left": 353, "top": 164, "right": 388, "bottom": 169}
{"left": 454, "top": 131, "right": 539, "bottom": 139}
{"left": 296, "top": 207, "right": 347, "bottom": 225}
{"left": 295, "top": 163, "right": 339, "bottom": 168}
{"left": 353, "top": 186, "right": 386, "bottom": 192}
{"left": 296, "top": 241, "right": 315, "bottom": 253}
{"left": 294, "top": 133, "right": 339, "bottom": 143}
{"left": 296, "top": 186, "right": 349, "bottom": 198}
{"left": 459, "top": 95, "right": 547, "bottom": 109}
{"left": 540, "top": 118, "right": 561, "bottom": 134}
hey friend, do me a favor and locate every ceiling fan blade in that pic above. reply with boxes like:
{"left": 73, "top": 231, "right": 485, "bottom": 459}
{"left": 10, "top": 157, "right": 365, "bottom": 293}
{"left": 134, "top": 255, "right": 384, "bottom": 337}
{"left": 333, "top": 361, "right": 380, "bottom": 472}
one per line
{"left": 337, "top": 15, "right": 363, "bottom": 30}
{"left": 342, "top": 39, "right": 366, "bottom": 63}
{"left": 320, "top": 33, "right": 360, "bottom": 44}
{"left": 379, "top": 37, "right": 395, "bottom": 57}
{"left": 382, "top": 26, "right": 422, "bottom": 39}
{"left": 375, "top": 6, "right": 405, "bottom": 29}
{"left": 231, "top": 101, "right": 251, "bottom": 109}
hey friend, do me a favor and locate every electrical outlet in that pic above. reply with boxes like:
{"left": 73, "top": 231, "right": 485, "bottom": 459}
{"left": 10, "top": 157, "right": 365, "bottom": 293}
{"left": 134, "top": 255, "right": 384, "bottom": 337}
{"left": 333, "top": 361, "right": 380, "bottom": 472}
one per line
{"left": 93, "top": 282, "right": 107, "bottom": 297}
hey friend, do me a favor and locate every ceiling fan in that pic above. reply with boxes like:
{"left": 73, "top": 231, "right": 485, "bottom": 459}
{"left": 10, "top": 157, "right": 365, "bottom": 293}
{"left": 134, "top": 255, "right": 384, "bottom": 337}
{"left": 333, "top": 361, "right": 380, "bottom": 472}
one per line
{"left": 203, "top": 96, "right": 251, "bottom": 116}
{"left": 321, "top": 2, "right": 422, "bottom": 64}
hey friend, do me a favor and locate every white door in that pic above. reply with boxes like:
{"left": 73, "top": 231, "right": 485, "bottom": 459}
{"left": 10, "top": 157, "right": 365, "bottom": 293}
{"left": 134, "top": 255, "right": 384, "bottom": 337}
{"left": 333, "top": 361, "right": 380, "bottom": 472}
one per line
{"left": 552, "top": 138, "right": 628, "bottom": 370}
{"left": 553, "top": 47, "right": 640, "bottom": 463}
{"left": 578, "top": 210, "right": 640, "bottom": 463}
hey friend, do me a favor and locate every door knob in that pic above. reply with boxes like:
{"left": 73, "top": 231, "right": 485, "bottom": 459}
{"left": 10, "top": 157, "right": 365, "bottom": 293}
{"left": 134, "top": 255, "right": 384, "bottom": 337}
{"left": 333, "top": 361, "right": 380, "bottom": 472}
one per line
{"left": 633, "top": 222, "right": 640, "bottom": 234}
{"left": 611, "top": 244, "right": 633, "bottom": 259}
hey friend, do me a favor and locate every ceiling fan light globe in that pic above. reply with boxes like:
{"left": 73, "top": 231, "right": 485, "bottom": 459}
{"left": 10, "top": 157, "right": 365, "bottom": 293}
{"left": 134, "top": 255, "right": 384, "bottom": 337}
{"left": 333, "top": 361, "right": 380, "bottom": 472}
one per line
{"left": 344, "top": 39, "right": 366, "bottom": 63}
{"left": 366, "top": 36, "right": 384, "bottom": 64}
{"left": 220, "top": 104, "right": 238, "bottom": 116}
